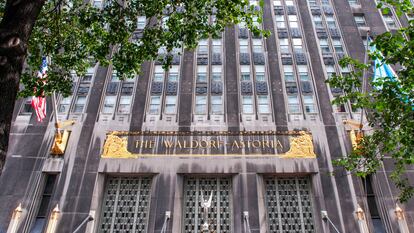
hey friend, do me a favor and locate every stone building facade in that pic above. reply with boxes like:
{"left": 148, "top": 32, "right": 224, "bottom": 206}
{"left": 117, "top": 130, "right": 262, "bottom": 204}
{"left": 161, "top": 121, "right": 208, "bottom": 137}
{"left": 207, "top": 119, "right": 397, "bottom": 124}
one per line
{"left": 1, "top": 0, "right": 414, "bottom": 232}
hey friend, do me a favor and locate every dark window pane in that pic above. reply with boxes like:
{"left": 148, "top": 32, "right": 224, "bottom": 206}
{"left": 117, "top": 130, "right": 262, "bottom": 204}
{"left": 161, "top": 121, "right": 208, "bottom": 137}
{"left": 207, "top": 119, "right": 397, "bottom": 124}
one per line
{"left": 29, "top": 218, "right": 46, "bottom": 233}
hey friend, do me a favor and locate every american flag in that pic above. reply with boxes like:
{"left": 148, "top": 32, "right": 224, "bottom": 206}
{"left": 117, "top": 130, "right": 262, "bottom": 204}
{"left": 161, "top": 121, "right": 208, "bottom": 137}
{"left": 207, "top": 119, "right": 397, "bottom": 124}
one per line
{"left": 31, "top": 57, "right": 48, "bottom": 122}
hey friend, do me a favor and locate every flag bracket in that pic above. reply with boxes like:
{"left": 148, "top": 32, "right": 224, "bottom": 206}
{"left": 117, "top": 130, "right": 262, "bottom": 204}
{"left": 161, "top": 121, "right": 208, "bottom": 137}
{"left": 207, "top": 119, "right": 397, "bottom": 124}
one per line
{"left": 50, "top": 120, "right": 75, "bottom": 155}
{"left": 343, "top": 119, "right": 365, "bottom": 151}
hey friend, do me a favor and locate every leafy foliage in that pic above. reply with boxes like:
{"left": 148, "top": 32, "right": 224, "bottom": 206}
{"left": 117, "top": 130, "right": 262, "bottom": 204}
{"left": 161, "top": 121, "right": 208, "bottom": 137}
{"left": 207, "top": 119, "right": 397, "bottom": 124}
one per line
{"left": 7, "top": 0, "right": 268, "bottom": 98}
{"left": 327, "top": 0, "right": 414, "bottom": 202}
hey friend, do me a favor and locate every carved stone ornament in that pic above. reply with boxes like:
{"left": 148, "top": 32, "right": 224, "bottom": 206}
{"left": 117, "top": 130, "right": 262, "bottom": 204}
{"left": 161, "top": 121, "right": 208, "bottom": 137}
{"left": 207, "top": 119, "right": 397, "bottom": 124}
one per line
{"left": 101, "top": 131, "right": 316, "bottom": 159}
{"left": 282, "top": 131, "right": 316, "bottom": 158}
{"left": 102, "top": 133, "right": 136, "bottom": 158}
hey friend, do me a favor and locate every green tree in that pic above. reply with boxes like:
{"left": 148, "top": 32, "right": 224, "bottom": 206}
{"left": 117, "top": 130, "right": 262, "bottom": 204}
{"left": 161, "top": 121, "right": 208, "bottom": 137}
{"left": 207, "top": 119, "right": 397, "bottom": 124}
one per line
{"left": 0, "top": 0, "right": 267, "bottom": 173}
{"left": 327, "top": 0, "right": 414, "bottom": 202}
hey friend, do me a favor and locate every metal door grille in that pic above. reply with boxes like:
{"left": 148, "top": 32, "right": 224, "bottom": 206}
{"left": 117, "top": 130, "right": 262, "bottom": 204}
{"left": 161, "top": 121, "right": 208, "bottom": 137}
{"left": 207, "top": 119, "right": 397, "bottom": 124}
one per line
{"left": 265, "top": 177, "right": 315, "bottom": 233}
{"left": 100, "top": 177, "right": 152, "bottom": 233}
{"left": 182, "top": 177, "right": 232, "bottom": 233}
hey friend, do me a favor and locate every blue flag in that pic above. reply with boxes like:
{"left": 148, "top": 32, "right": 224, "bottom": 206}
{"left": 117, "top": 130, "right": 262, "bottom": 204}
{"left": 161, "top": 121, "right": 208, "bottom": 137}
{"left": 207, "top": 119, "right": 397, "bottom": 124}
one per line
{"left": 368, "top": 38, "right": 413, "bottom": 109}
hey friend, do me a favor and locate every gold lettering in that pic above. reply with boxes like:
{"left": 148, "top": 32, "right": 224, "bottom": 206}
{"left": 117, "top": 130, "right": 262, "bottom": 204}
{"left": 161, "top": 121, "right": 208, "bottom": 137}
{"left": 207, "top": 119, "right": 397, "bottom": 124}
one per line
{"left": 252, "top": 140, "right": 261, "bottom": 148}
{"left": 176, "top": 140, "right": 183, "bottom": 148}
{"left": 164, "top": 140, "right": 174, "bottom": 148}
{"left": 231, "top": 140, "right": 240, "bottom": 149}
{"left": 276, "top": 139, "right": 283, "bottom": 149}
{"left": 262, "top": 140, "right": 271, "bottom": 148}
{"left": 199, "top": 140, "right": 208, "bottom": 148}
{"left": 191, "top": 140, "right": 199, "bottom": 148}
{"left": 210, "top": 140, "right": 217, "bottom": 149}
{"left": 148, "top": 140, "right": 155, "bottom": 149}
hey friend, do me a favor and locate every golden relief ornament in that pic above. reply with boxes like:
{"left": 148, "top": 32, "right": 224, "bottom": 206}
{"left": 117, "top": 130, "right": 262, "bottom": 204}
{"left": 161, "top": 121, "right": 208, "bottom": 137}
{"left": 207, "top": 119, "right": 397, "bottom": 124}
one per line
{"left": 282, "top": 131, "right": 316, "bottom": 158}
{"left": 101, "top": 131, "right": 316, "bottom": 158}
{"left": 102, "top": 132, "right": 135, "bottom": 158}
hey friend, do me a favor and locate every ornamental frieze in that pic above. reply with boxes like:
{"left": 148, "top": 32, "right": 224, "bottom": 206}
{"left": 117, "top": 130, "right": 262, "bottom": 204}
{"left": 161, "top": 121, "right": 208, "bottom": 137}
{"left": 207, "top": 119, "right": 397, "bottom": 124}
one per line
{"left": 101, "top": 131, "right": 316, "bottom": 158}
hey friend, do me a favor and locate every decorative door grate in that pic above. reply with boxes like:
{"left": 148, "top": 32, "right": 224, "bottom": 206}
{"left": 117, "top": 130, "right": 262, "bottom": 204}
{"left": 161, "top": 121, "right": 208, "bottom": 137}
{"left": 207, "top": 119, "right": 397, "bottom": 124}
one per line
{"left": 182, "top": 177, "right": 232, "bottom": 233}
{"left": 100, "top": 177, "right": 152, "bottom": 233}
{"left": 265, "top": 177, "right": 315, "bottom": 233}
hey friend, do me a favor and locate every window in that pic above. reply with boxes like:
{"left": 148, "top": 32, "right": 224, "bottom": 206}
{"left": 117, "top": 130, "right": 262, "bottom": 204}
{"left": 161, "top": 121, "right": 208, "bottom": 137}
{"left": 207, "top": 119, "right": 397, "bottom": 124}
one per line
{"left": 239, "top": 21, "right": 247, "bottom": 29}
{"left": 73, "top": 96, "right": 86, "bottom": 113}
{"left": 258, "top": 96, "right": 270, "bottom": 113}
{"left": 239, "top": 39, "right": 249, "bottom": 53}
{"left": 348, "top": 0, "right": 359, "bottom": 6}
{"left": 383, "top": 15, "right": 397, "bottom": 29}
{"left": 57, "top": 68, "right": 94, "bottom": 114}
{"left": 212, "top": 66, "right": 222, "bottom": 81}
{"left": 241, "top": 65, "right": 251, "bottom": 81}
{"left": 255, "top": 65, "right": 266, "bottom": 81}
{"left": 29, "top": 175, "right": 57, "bottom": 233}
{"left": 242, "top": 96, "right": 254, "bottom": 114}
{"left": 149, "top": 96, "right": 161, "bottom": 114}
{"left": 102, "top": 96, "right": 116, "bottom": 113}
{"left": 121, "top": 81, "right": 135, "bottom": 95}
{"left": 303, "top": 95, "right": 316, "bottom": 113}
{"left": 285, "top": 0, "right": 294, "bottom": 6}
{"left": 326, "top": 16, "right": 336, "bottom": 28}
{"left": 20, "top": 98, "right": 33, "bottom": 114}
{"left": 252, "top": 39, "right": 263, "bottom": 53}
{"left": 100, "top": 177, "right": 152, "bottom": 233}
{"left": 182, "top": 177, "right": 232, "bottom": 233}
{"left": 197, "top": 66, "right": 208, "bottom": 83}
{"left": 276, "top": 15, "right": 286, "bottom": 28}
{"left": 153, "top": 66, "right": 164, "bottom": 82}
{"left": 288, "top": 95, "right": 300, "bottom": 113}
{"left": 354, "top": 15, "right": 366, "bottom": 27}
{"left": 283, "top": 65, "right": 295, "bottom": 81}
{"left": 93, "top": 0, "right": 102, "bottom": 8}
{"left": 57, "top": 97, "right": 72, "bottom": 113}
{"left": 162, "top": 16, "right": 169, "bottom": 30}
{"left": 308, "top": 0, "right": 317, "bottom": 6}
{"left": 363, "top": 176, "right": 387, "bottom": 233}
{"left": 211, "top": 96, "right": 223, "bottom": 114}
{"left": 118, "top": 96, "right": 132, "bottom": 114}
{"left": 195, "top": 96, "right": 207, "bottom": 114}
{"left": 321, "top": 0, "right": 330, "bottom": 5}
{"left": 158, "top": 46, "right": 167, "bottom": 55}
{"left": 250, "top": 0, "right": 259, "bottom": 6}
{"left": 326, "top": 65, "right": 336, "bottom": 78}
{"left": 253, "top": 16, "right": 261, "bottom": 28}
{"left": 298, "top": 65, "right": 309, "bottom": 81}
{"left": 264, "top": 177, "right": 315, "bottom": 233}
{"left": 165, "top": 96, "right": 177, "bottom": 114}
{"left": 273, "top": 0, "right": 282, "bottom": 6}
{"left": 168, "top": 66, "right": 179, "bottom": 82}
{"left": 333, "top": 39, "right": 344, "bottom": 53}
{"left": 212, "top": 39, "right": 222, "bottom": 54}
{"left": 362, "top": 38, "right": 368, "bottom": 49}
{"left": 279, "top": 38, "right": 290, "bottom": 53}
{"left": 341, "top": 65, "right": 350, "bottom": 73}
{"left": 137, "top": 16, "right": 146, "bottom": 30}
{"left": 288, "top": 15, "right": 298, "bottom": 28}
{"left": 319, "top": 39, "right": 330, "bottom": 53}
{"left": 198, "top": 39, "right": 209, "bottom": 55}
{"left": 292, "top": 38, "right": 303, "bottom": 52}
{"left": 313, "top": 15, "right": 323, "bottom": 28}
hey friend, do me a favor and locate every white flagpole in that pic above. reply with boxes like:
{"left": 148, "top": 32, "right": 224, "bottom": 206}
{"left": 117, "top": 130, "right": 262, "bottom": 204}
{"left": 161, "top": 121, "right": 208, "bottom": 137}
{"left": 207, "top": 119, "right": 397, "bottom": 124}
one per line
{"left": 52, "top": 91, "right": 59, "bottom": 127}
{"left": 359, "top": 30, "right": 370, "bottom": 130}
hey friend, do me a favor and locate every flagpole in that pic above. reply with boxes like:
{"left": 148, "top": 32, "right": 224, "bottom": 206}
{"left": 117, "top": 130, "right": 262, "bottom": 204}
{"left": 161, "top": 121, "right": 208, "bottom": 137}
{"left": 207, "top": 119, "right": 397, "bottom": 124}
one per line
{"left": 359, "top": 30, "right": 370, "bottom": 130}
{"left": 52, "top": 91, "right": 59, "bottom": 127}
{"left": 45, "top": 56, "right": 59, "bottom": 129}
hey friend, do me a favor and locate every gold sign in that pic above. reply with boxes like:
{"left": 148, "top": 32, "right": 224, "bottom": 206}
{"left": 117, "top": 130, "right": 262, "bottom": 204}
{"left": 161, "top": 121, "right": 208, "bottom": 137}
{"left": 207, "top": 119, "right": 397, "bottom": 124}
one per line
{"left": 102, "top": 131, "right": 316, "bottom": 158}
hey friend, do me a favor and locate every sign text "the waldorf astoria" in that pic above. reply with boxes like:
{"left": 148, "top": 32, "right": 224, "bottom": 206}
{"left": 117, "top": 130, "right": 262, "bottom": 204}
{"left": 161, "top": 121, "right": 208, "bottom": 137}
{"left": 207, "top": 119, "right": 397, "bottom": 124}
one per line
{"left": 134, "top": 139, "right": 284, "bottom": 150}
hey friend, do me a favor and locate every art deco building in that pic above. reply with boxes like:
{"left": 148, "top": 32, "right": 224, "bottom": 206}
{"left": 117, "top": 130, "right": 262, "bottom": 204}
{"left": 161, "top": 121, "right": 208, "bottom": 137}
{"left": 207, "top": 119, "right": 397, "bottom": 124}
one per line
{"left": 1, "top": 0, "right": 413, "bottom": 232}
